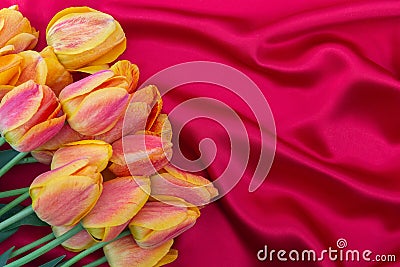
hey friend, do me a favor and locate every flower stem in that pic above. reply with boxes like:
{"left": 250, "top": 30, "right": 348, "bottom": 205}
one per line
{"left": 82, "top": 256, "right": 107, "bottom": 267}
{"left": 16, "top": 157, "right": 38, "bottom": 165}
{"left": 10, "top": 232, "right": 55, "bottom": 258}
{"left": 0, "top": 187, "right": 29, "bottom": 198}
{"left": 0, "top": 192, "right": 30, "bottom": 217}
{"left": 5, "top": 223, "right": 84, "bottom": 267}
{"left": 59, "top": 231, "right": 130, "bottom": 267}
{"left": 0, "top": 205, "right": 34, "bottom": 231}
{"left": 0, "top": 152, "right": 29, "bottom": 178}
{"left": 0, "top": 137, "right": 5, "bottom": 146}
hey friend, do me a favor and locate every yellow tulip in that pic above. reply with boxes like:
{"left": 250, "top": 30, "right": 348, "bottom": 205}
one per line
{"left": 46, "top": 7, "right": 126, "bottom": 71}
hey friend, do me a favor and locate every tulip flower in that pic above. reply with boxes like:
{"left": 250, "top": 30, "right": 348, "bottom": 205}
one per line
{"left": 130, "top": 85, "right": 162, "bottom": 129}
{"left": 40, "top": 46, "right": 73, "bottom": 96}
{"left": 81, "top": 176, "right": 150, "bottom": 242}
{"left": 29, "top": 158, "right": 103, "bottom": 226}
{"left": 104, "top": 236, "right": 177, "bottom": 267}
{"left": 110, "top": 60, "right": 139, "bottom": 93}
{"left": 0, "top": 54, "right": 23, "bottom": 86}
{"left": 31, "top": 123, "right": 87, "bottom": 164}
{"left": 0, "top": 5, "right": 38, "bottom": 54}
{"left": 109, "top": 134, "right": 173, "bottom": 177}
{"left": 147, "top": 113, "right": 172, "bottom": 143}
{"left": 46, "top": 7, "right": 126, "bottom": 71}
{"left": 0, "top": 80, "right": 66, "bottom": 152}
{"left": 52, "top": 224, "right": 95, "bottom": 252}
{"left": 59, "top": 70, "right": 130, "bottom": 136}
{"left": 150, "top": 164, "right": 219, "bottom": 206}
{"left": 15, "top": 50, "right": 48, "bottom": 85}
{"left": 0, "top": 85, "right": 13, "bottom": 100}
{"left": 129, "top": 197, "right": 200, "bottom": 248}
{"left": 51, "top": 140, "right": 112, "bottom": 172}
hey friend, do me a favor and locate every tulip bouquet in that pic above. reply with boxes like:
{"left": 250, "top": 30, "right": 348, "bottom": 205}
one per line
{"left": 0, "top": 5, "right": 218, "bottom": 267}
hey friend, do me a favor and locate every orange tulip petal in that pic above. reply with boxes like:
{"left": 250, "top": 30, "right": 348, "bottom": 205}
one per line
{"left": 154, "top": 249, "right": 178, "bottom": 267}
{"left": 110, "top": 60, "right": 139, "bottom": 93}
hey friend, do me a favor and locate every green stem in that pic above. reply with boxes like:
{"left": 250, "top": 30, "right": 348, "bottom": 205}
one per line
{"left": 5, "top": 223, "right": 84, "bottom": 267}
{"left": 0, "top": 152, "right": 29, "bottom": 178}
{"left": 10, "top": 232, "right": 55, "bottom": 258}
{"left": 0, "top": 205, "right": 33, "bottom": 231}
{"left": 0, "top": 192, "right": 30, "bottom": 217}
{"left": 16, "top": 157, "right": 38, "bottom": 165}
{"left": 0, "top": 137, "right": 5, "bottom": 146}
{"left": 82, "top": 256, "right": 107, "bottom": 267}
{"left": 0, "top": 187, "right": 29, "bottom": 198}
{"left": 60, "top": 231, "right": 130, "bottom": 267}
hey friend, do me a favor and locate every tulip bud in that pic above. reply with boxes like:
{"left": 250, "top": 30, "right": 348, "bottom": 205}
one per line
{"left": 109, "top": 134, "right": 172, "bottom": 177}
{"left": 59, "top": 70, "right": 130, "bottom": 136}
{"left": 52, "top": 225, "right": 95, "bottom": 252}
{"left": 0, "top": 5, "right": 38, "bottom": 54}
{"left": 0, "top": 80, "right": 66, "bottom": 152}
{"left": 30, "top": 158, "right": 103, "bottom": 226}
{"left": 51, "top": 140, "right": 112, "bottom": 172}
{"left": 104, "top": 236, "right": 177, "bottom": 267}
{"left": 81, "top": 176, "right": 150, "bottom": 242}
{"left": 129, "top": 197, "right": 200, "bottom": 248}
{"left": 46, "top": 7, "right": 126, "bottom": 71}
{"left": 150, "top": 164, "right": 219, "bottom": 206}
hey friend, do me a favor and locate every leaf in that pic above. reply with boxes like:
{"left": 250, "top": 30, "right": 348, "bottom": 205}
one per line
{"left": 0, "top": 246, "right": 14, "bottom": 266}
{"left": 0, "top": 228, "right": 18, "bottom": 243}
{"left": 39, "top": 255, "right": 66, "bottom": 267}
{"left": 0, "top": 150, "right": 19, "bottom": 169}
{"left": 0, "top": 204, "right": 48, "bottom": 232}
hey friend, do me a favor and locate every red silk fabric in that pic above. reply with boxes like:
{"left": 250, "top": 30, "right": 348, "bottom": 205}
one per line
{"left": 1, "top": 0, "right": 400, "bottom": 266}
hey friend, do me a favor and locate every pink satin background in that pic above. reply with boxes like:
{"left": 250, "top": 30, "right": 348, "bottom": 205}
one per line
{"left": 1, "top": 0, "right": 400, "bottom": 266}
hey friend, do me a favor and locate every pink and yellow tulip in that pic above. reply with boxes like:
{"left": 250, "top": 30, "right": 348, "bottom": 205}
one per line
{"left": 150, "top": 164, "right": 219, "bottom": 206}
{"left": 129, "top": 197, "right": 200, "bottom": 248}
{"left": 50, "top": 140, "right": 112, "bottom": 172}
{"left": 30, "top": 140, "right": 111, "bottom": 226}
{"left": 81, "top": 176, "right": 150, "bottom": 242}
{"left": 29, "top": 158, "right": 103, "bottom": 226}
{"left": 0, "top": 5, "right": 38, "bottom": 54}
{"left": 52, "top": 224, "right": 95, "bottom": 252}
{"left": 59, "top": 70, "right": 131, "bottom": 136}
{"left": 0, "top": 80, "right": 66, "bottom": 152}
{"left": 109, "top": 134, "right": 173, "bottom": 176}
{"left": 104, "top": 236, "right": 177, "bottom": 267}
{"left": 46, "top": 7, "right": 126, "bottom": 71}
